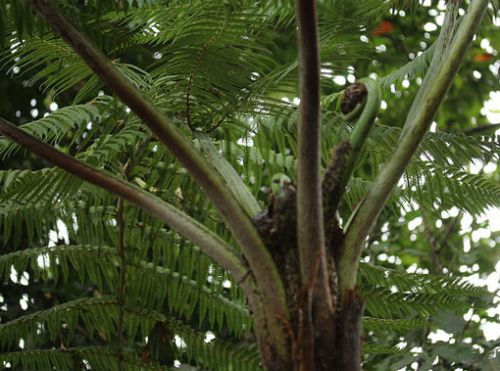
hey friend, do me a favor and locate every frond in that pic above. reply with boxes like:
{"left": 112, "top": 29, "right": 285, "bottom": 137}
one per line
{"left": 0, "top": 245, "right": 252, "bottom": 336}
{"left": 367, "top": 125, "right": 500, "bottom": 169}
{"left": 0, "top": 0, "right": 164, "bottom": 48}
{"left": 359, "top": 263, "right": 490, "bottom": 319}
{"left": 0, "top": 297, "right": 142, "bottom": 348}
{"left": 320, "top": 0, "right": 391, "bottom": 63}
{"left": 379, "top": 42, "right": 436, "bottom": 89}
{"left": 165, "top": 316, "right": 261, "bottom": 371}
{"left": 404, "top": 162, "right": 500, "bottom": 215}
{"left": 0, "top": 168, "right": 80, "bottom": 246}
{"left": 346, "top": 177, "right": 404, "bottom": 215}
{"left": 1, "top": 35, "right": 151, "bottom": 101}
{"left": 0, "top": 97, "right": 109, "bottom": 158}
{"left": 363, "top": 317, "right": 427, "bottom": 334}
{"left": 363, "top": 344, "right": 410, "bottom": 356}
{"left": 363, "top": 125, "right": 500, "bottom": 215}
{"left": 0, "top": 347, "right": 170, "bottom": 371}
{"left": 0, "top": 297, "right": 259, "bottom": 371}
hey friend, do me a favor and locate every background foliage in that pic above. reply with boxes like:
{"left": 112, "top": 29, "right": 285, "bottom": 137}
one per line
{"left": 0, "top": 0, "right": 499, "bottom": 370}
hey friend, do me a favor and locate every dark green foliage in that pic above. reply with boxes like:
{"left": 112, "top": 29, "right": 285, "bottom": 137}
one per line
{"left": 0, "top": 1, "right": 499, "bottom": 370}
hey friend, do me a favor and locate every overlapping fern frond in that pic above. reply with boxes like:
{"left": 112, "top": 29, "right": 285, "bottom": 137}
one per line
{"left": 0, "top": 347, "right": 171, "bottom": 371}
{"left": 359, "top": 263, "right": 489, "bottom": 319}
{"left": 0, "top": 0, "right": 497, "bottom": 369}
{"left": 0, "top": 241, "right": 251, "bottom": 334}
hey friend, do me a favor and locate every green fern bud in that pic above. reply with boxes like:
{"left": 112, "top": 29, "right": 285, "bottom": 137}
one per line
{"left": 271, "top": 173, "right": 291, "bottom": 194}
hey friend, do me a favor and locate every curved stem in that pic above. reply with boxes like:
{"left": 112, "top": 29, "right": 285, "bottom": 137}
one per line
{"left": 0, "top": 117, "right": 248, "bottom": 287}
{"left": 338, "top": 78, "right": 381, "bottom": 202}
{"left": 196, "top": 133, "right": 261, "bottom": 217}
{"left": 340, "top": 0, "right": 489, "bottom": 293}
{"left": 29, "top": 0, "right": 289, "bottom": 357}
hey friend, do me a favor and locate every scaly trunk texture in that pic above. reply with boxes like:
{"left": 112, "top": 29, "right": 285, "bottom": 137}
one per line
{"left": 254, "top": 179, "right": 364, "bottom": 371}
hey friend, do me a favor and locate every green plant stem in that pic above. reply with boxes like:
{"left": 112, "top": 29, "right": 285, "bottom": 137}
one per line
{"left": 339, "top": 0, "right": 489, "bottom": 293}
{"left": 0, "top": 117, "right": 248, "bottom": 290}
{"left": 196, "top": 133, "right": 261, "bottom": 217}
{"left": 338, "top": 78, "right": 381, "bottom": 201}
{"left": 29, "top": 0, "right": 289, "bottom": 358}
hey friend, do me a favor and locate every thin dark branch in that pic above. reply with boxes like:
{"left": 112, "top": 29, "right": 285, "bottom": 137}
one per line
{"left": 116, "top": 197, "right": 125, "bottom": 371}
{"left": 116, "top": 139, "right": 146, "bottom": 371}
{"left": 463, "top": 123, "right": 500, "bottom": 135}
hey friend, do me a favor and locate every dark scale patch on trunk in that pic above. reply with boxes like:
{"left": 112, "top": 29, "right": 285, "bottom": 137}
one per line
{"left": 253, "top": 182, "right": 301, "bottom": 332}
{"left": 341, "top": 81, "right": 368, "bottom": 115}
{"left": 255, "top": 178, "right": 367, "bottom": 370}
{"left": 322, "top": 140, "right": 350, "bottom": 263}
{"left": 333, "top": 289, "right": 365, "bottom": 371}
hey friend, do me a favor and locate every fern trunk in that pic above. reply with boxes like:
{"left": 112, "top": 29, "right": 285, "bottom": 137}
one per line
{"left": 254, "top": 182, "right": 365, "bottom": 370}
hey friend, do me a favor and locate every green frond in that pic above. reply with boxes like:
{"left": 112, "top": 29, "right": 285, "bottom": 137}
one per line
{"left": 363, "top": 317, "right": 427, "bottom": 334}
{"left": 1, "top": 36, "right": 93, "bottom": 99}
{"left": 360, "top": 263, "right": 488, "bottom": 299}
{"left": 0, "top": 346, "right": 171, "bottom": 371}
{"left": 103, "top": 0, "right": 380, "bottom": 131}
{"left": 0, "top": 296, "right": 258, "bottom": 369}
{"left": 127, "top": 260, "right": 252, "bottom": 336}
{"left": 81, "top": 121, "right": 147, "bottom": 165}
{"left": 346, "top": 177, "right": 404, "bottom": 215}
{"left": 0, "top": 297, "right": 122, "bottom": 349}
{"left": 0, "top": 0, "right": 163, "bottom": 48}
{"left": 363, "top": 125, "right": 500, "bottom": 215}
{"left": 320, "top": 0, "right": 390, "bottom": 63}
{"left": 0, "top": 168, "right": 80, "bottom": 246}
{"left": 359, "top": 263, "right": 489, "bottom": 319}
{"left": 1, "top": 35, "right": 151, "bottom": 101}
{"left": 0, "top": 348, "right": 74, "bottom": 370}
{"left": 380, "top": 42, "right": 436, "bottom": 89}
{"left": 363, "top": 344, "right": 410, "bottom": 356}
{"left": 0, "top": 97, "right": 109, "bottom": 158}
{"left": 404, "top": 162, "right": 500, "bottom": 215}
{"left": 367, "top": 125, "right": 500, "bottom": 168}
{"left": 0, "top": 2, "right": 46, "bottom": 47}
{"left": 163, "top": 316, "right": 260, "bottom": 371}
{"left": 0, "top": 245, "right": 252, "bottom": 336}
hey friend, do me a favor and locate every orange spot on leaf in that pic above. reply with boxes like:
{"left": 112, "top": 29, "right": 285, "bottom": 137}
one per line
{"left": 473, "top": 53, "right": 493, "bottom": 63}
{"left": 372, "top": 20, "right": 395, "bottom": 36}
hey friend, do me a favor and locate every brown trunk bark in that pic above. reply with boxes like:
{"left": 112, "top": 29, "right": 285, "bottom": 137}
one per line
{"left": 255, "top": 184, "right": 364, "bottom": 371}
{"left": 258, "top": 289, "right": 364, "bottom": 371}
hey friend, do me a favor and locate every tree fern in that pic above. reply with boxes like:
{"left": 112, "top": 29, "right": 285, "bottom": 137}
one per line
{"left": 0, "top": 0, "right": 497, "bottom": 369}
